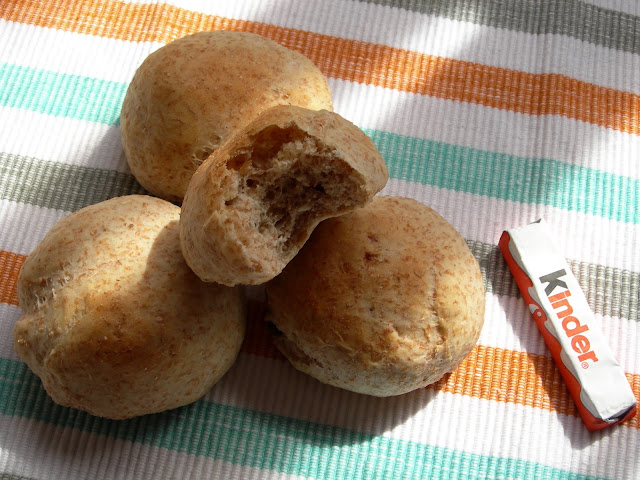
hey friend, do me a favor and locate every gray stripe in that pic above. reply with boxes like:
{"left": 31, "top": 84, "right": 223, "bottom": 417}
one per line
{"left": 0, "top": 152, "right": 146, "bottom": 213}
{"left": 0, "top": 476, "right": 36, "bottom": 480}
{"left": 360, "top": 0, "right": 640, "bottom": 55}
{"left": 0, "top": 152, "right": 637, "bottom": 322}
{"left": 468, "top": 240, "right": 639, "bottom": 323}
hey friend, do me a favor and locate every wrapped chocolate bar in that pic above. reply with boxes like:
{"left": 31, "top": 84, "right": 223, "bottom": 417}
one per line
{"left": 499, "top": 220, "right": 636, "bottom": 431}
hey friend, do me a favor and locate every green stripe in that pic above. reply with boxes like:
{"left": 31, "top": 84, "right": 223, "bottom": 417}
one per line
{"left": 0, "top": 357, "right": 607, "bottom": 480}
{"left": 1, "top": 63, "right": 638, "bottom": 224}
{"left": 1, "top": 152, "right": 638, "bottom": 322}
{"left": 0, "top": 153, "right": 146, "bottom": 212}
{"left": 366, "top": 129, "right": 640, "bottom": 225}
{"left": 359, "top": 0, "right": 640, "bottom": 55}
{"left": 0, "top": 63, "right": 125, "bottom": 125}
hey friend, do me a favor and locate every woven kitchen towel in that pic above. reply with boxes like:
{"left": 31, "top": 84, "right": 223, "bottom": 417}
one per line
{"left": 1, "top": 0, "right": 639, "bottom": 479}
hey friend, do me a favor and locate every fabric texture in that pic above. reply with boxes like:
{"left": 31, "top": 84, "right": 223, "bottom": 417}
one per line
{"left": 0, "top": 0, "right": 639, "bottom": 478}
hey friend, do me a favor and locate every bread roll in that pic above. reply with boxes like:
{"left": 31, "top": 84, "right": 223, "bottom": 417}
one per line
{"left": 265, "top": 196, "right": 485, "bottom": 397}
{"left": 14, "top": 195, "right": 246, "bottom": 419}
{"left": 180, "top": 105, "right": 388, "bottom": 286}
{"left": 120, "top": 30, "right": 333, "bottom": 202}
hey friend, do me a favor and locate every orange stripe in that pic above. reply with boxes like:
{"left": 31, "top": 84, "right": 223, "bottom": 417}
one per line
{"left": 244, "top": 301, "right": 640, "bottom": 429}
{"left": 4, "top": 255, "right": 638, "bottom": 428}
{"left": 2, "top": 0, "right": 639, "bottom": 135}
{"left": 0, "top": 250, "right": 24, "bottom": 306}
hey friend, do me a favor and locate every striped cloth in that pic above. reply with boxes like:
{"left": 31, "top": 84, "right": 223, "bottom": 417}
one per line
{"left": 1, "top": 0, "right": 639, "bottom": 479}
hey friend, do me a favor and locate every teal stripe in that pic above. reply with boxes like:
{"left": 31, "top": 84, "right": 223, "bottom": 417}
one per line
{"left": 0, "top": 63, "right": 125, "bottom": 125}
{"left": 365, "top": 129, "right": 640, "bottom": 225}
{"left": 358, "top": 0, "right": 640, "bottom": 55}
{"left": 0, "top": 357, "right": 607, "bottom": 480}
{"left": 1, "top": 63, "right": 638, "bottom": 225}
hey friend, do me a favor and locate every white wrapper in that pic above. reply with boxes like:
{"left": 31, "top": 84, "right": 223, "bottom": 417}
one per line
{"left": 500, "top": 220, "right": 636, "bottom": 430}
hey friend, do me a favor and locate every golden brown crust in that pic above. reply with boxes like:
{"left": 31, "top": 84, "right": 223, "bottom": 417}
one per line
{"left": 179, "top": 105, "right": 388, "bottom": 286}
{"left": 120, "top": 30, "right": 333, "bottom": 202}
{"left": 265, "top": 196, "right": 485, "bottom": 396}
{"left": 14, "top": 195, "right": 246, "bottom": 419}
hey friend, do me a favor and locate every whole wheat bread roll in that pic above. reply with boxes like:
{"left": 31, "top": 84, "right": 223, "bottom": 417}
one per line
{"left": 14, "top": 195, "right": 246, "bottom": 419}
{"left": 265, "top": 196, "right": 485, "bottom": 397}
{"left": 180, "top": 105, "right": 389, "bottom": 286}
{"left": 120, "top": 30, "right": 333, "bottom": 202}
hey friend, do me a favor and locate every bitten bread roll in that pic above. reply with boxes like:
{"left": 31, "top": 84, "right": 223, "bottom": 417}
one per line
{"left": 265, "top": 196, "right": 485, "bottom": 397}
{"left": 180, "top": 105, "right": 389, "bottom": 286}
{"left": 14, "top": 195, "right": 246, "bottom": 420}
{"left": 120, "top": 30, "right": 333, "bottom": 202}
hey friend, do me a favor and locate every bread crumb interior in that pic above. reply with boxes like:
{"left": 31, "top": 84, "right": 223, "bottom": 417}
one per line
{"left": 224, "top": 124, "right": 364, "bottom": 257}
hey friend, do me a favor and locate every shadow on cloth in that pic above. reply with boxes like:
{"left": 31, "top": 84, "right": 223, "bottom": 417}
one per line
{"left": 215, "top": 295, "right": 437, "bottom": 431}
{"left": 5, "top": 280, "right": 435, "bottom": 473}
{"left": 5, "top": 305, "right": 436, "bottom": 471}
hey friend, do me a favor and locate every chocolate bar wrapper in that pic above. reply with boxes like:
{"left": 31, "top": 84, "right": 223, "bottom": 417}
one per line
{"left": 499, "top": 220, "right": 636, "bottom": 431}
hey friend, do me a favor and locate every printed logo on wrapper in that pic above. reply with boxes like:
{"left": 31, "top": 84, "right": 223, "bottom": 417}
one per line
{"left": 498, "top": 219, "right": 636, "bottom": 431}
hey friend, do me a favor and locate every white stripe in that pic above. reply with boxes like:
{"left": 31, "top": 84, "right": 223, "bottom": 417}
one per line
{"left": 115, "top": 0, "right": 640, "bottom": 93}
{"left": 0, "top": 20, "right": 159, "bottom": 83}
{"left": 601, "top": 312, "right": 640, "bottom": 374}
{"left": 0, "top": 107, "right": 128, "bottom": 171}
{"left": 480, "top": 294, "right": 640, "bottom": 373}
{"left": 0, "top": 412, "right": 310, "bottom": 480}
{"left": 2, "top": 3, "right": 640, "bottom": 94}
{"left": 1, "top": 317, "right": 636, "bottom": 479}
{"left": 209, "top": 352, "right": 639, "bottom": 480}
{"left": 330, "top": 78, "right": 640, "bottom": 181}
{"left": 0, "top": 201, "right": 68, "bottom": 255}
{"left": 381, "top": 177, "right": 640, "bottom": 274}
{"left": 0, "top": 361, "right": 636, "bottom": 480}
{"left": 481, "top": 293, "right": 550, "bottom": 356}
{"left": 0, "top": 352, "right": 636, "bottom": 480}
